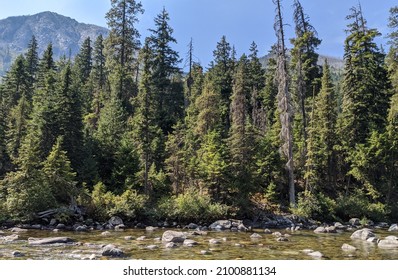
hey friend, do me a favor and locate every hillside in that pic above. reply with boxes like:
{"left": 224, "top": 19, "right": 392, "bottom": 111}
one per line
{"left": 0, "top": 11, "right": 108, "bottom": 75}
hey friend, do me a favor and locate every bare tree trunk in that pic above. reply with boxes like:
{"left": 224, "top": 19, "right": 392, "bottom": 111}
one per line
{"left": 274, "top": 0, "right": 296, "bottom": 206}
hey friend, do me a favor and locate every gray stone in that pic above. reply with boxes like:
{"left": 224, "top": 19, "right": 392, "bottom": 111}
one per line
{"left": 136, "top": 236, "right": 146, "bottom": 241}
{"left": 235, "top": 243, "right": 244, "bottom": 247}
{"left": 375, "top": 222, "right": 389, "bottom": 229}
{"left": 101, "top": 244, "right": 124, "bottom": 257}
{"left": 209, "top": 220, "right": 232, "bottom": 230}
{"left": 146, "top": 245, "right": 158, "bottom": 250}
{"left": 342, "top": 244, "right": 357, "bottom": 251}
{"left": 302, "top": 249, "right": 314, "bottom": 254}
{"left": 314, "top": 226, "right": 327, "bottom": 234}
{"left": 250, "top": 233, "right": 262, "bottom": 238}
{"left": 89, "top": 254, "right": 96, "bottom": 260}
{"left": 277, "top": 237, "right": 289, "bottom": 242}
{"left": 367, "top": 237, "right": 379, "bottom": 243}
{"left": 4, "top": 234, "right": 19, "bottom": 242}
{"left": 28, "top": 237, "right": 74, "bottom": 245}
{"left": 183, "top": 239, "right": 198, "bottom": 246}
{"left": 162, "top": 230, "right": 186, "bottom": 243}
{"left": 114, "top": 225, "right": 125, "bottom": 231}
{"left": 53, "top": 229, "right": 60, "bottom": 233}
{"left": 209, "top": 238, "right": 221, "bottom": 244}
{"left": 186, "top": 223, "right": 199, "bottom": 230}
{"left": 153, "top": 237, "right": 161, "bottom": 241}
{"left": 385, "top": 236, "right": 398, "bottom": 241}
{"left": 378, "top": 238, "right": 398, "bottom": 249}
{"left": 349, "top": 218, "right": 361, "bottom": 226}
{"left": 11, "top": 251, "right": 24, "bottom": 257}
{"left": 108, "top": 216, "right": 124, "bottom": 226}
{"left": 124, "top": 236, "right": 133, "bottom": 240}
{"left": 307, "top": 251, "right": 323, "bottom": 258}
{"left": 388, "top": 224, "right": 398, "bottom": 232}
{"left": 200, "top": 250, "right": 210, "bottom": 255}
{"left": 350, "top": 228, "right": 375, "bottom": 240}
{"left": 10, "top": 227, "right": 28, "bottom": 233}
{"left": 238, "top": 224, "right": 249, "bottom": 231}
{"left": 146, "top": 226, "right": 158, "bottom": 231}
{"left": 272, "top": 232, "right": 282, "bottom": 237}
{"left": 165, "top": 242, "right": 177, "bottom": 248}
{"left": 264, "top": 229, "right": 272, "bottom": 234}
{"left": 0, "top": 230, "right": 4, "bottom": 235}
{"left": 325, "top": 226, "right": 337, "bottom": 233}
{"left": 75, "top": 225, "right": 88, "bottom": 232}
{"left": 56, "top": 223, "right": 66, "bottom": 230}
{"left": 101, "top": 231, "right": 111, "bottom": 236}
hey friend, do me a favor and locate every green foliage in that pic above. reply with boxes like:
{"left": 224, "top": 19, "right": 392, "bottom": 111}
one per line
{"left": 292, "top": 190, "right": 337, "bottom": 222}
{"left": 90, "top": 182, "right": 148, "bottom": 221}
{"left": 155, "top": 190, "right": 229, "bottom": 223}
{"left": 335, "top": 191, "right": 390, "bottom": 222}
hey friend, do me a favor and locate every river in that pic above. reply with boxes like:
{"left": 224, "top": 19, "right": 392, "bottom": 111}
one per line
{"left": 1, "top": 228, "right": 398, "bottom": 260}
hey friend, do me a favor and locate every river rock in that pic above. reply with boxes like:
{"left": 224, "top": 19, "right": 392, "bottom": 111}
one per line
{"left": 314, "top": 226, "right": 327, "bottom": 234}
{"left": 183, "top": 239, "right": 198, "bottom": 246}
{"left": 3, "top": 234, "right": 19, "bottom": 242}
{"left": 165, "top": 242, "right": 177, "bottom": 248}
{"left": 388, "top": 224, "right": 398, "bottom": 232}
{"left": 326, "top": 226, "right": 337, "bottom": 233}
{"left": 114, "top": 225, "right": 126, "bottom": 231}
{"left": 367, "top": 237, "right": 379, "bottom": 243}
{"left": 250, "top": 233, "right": 262, "bottom": 238}
{"left": 49, "top": 219, "right": 57, "bottom": 227}
{"left": 101, "top": 244, "right": 124, "bottom": 257}
{"left": 108, "top": 216, "right": 124, "bottom": 226}
{"left": 161, "top": 230, "right": 186, "bottom": 243}
{"left": 11, "top": 251, "right": 24, "bottom": 258}
{"left": 75, "top": 225, "right": 88, "bottom": 232}
{"left": 209, "top": 220, "right": 232, "bottom": 230}
{"left": 272, "top": 232, "right": 282, "bottom": 237}
{"left": 375, "top": 222, "right": 389, "bottom": 229}
{"left": 308, "top": 251, "right": 323, "bottom": 258}
{"left": 342, "top": 244, "right": 357, "bottom": 251}
{"left": 10, "top": 227, "right": 28, "bottom": 233}
{"left": 146, "top": 245, "right": 158, "bottom": 250}
{"left": 185, "top": 223, "right": 199, "bottom": 230}
{"left": 378, "top": 238, "right": 398, "bottom": 249}
{"left": 350, "top": 228, "right": 375, "bottom": 240}
{"left": 334, "top": 222, "right": 347, "bottom": 230}
{"left": 124, "top": 236, "right": 133, "bottom": 240}
{"left": 101, "top": 231, "right": 111, "bottom": 236}
{"left": 209, "top": 238, "right": 221, "bottom": 244}
{"left": 277, "top": 237, "right": 289, "bottom": 242}
{"left": 264, "top": 229, "right": 272, "bottom": 234}
{"left": 349, "top": 218, "right": 361, "bottom": 226}
{"left": 146, "top": 226, "right": 158, "bottom": 231}
{"left": 136, "top": 236, "right": 146, "bottom": 241}
{"left": 28, "top": 237, "right": 74, "bottom": 245}
{"left": 56, "top": 223, "right": 66, "bottom": 230}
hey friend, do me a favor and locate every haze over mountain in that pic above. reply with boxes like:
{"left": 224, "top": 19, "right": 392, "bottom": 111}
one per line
{"left": 0, "top": 11, "right": 108, "bottom": 75}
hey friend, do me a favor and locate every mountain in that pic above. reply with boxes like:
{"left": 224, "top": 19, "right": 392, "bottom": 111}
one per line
{"left": 0, "top": 11, "right": 109, "bottom": 76}
{"left": 259, "top": 52, "right": 344, "bottom": 70}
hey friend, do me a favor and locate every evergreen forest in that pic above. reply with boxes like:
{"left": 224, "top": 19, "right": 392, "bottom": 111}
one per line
{"left": 1, "top": 0, "right": 398, "bottom": 225}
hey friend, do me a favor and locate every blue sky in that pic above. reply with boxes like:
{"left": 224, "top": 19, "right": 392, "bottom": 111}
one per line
{"left": 0, "top": 0, "right": 396, "bottom": 70}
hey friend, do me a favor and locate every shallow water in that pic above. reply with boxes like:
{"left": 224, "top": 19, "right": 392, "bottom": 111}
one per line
{"left": 1, "top": 228, "right": 398, "bottom": 260}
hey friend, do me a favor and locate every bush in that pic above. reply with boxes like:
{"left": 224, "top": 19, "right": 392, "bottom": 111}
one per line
{"left": 335, "top": 191, "right": 390, "bottom": 222}
{"left": 90, "top": 182, "right": 148, "bottom": 222}
{"left": 292, "top": 190, "right": 337, "bottom": 222}
{"left": 156, "top": 190, "right": 229, "bottom": 223}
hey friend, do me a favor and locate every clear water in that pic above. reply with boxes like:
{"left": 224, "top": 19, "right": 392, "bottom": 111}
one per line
{"left": 1, "top": 228, "right": 398, "bottom": 260}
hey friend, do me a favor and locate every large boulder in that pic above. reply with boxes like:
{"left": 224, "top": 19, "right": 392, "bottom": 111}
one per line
{"left": 350, "top": 228, "right": 375, "bottom": 240}
{"left": 108, "top": 216, "right": 124, "bottom": 226}
{"left": 209, "top": 220, "right": 232, "bottom": 230}
{"left": 101, "top": 244, "right": 124, "bottom": 257}
{"left": 161, "top": 230, "right": 186, "bottom": 243}
{"left": 388, "top": 224, "right": 398, "bottom": 232}
{"left": 28, "top": 237, "right": 74, "bottom": 245}
{"left": 378, "top": 236, "right": 398, "bottom": 249}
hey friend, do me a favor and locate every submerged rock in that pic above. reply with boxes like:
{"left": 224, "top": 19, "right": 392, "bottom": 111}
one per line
{"left": 161, "top": 231, "right": 186, "bottom": 243}
{"left": 388, "top": 224, "right": 398, "bottom": 232}
{"left": 250, "top": 233, "right": 262, "bottom": 239}
{"left": 209, "top": 238, "right": 222, "bottom": 244}
{"left": 28, "top": 237, "right": 74, "bottom": 245}
{"left": 10, "top": 227, "right": 28, "bottom": 233}
{"left": 183, "top": 239, "right": 198, "bottom": 246}
{"left": 101, "top": 244, "right": 124, "bottom": 257}
{"left": 342, "top": 244, "right": 357, "bottom": 251}
{"left": 350, "top": 228, "right": 375, "bottom": 240}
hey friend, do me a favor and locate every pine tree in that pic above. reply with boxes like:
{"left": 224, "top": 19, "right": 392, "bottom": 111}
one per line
{"left": 305, "top": 61, "right": 337, "bottom": 193}
{"left": 262, "top": 47, "right": 279, "bottom": 132}
{"left": 148, "top": 7, "right": 183, "bottom": 135}
{"left": 105, "top": 0, "right": 143, "bottom": 107}
{"left": 290, "top": 0, "right": 321, "bottom": 174}
{"left": 42, "top": 136, "right": 77, "bottom": 205}
{"left": 37, "top": 43, "right": 56, "bottom": 88}
{"left": 24, "top": 35, "right": 39, "bottom": 88}
{"left": 338, "top": 5, "right": 391, "bottom": 186}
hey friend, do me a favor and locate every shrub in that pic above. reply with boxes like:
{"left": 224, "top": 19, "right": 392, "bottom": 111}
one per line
{"left": 292, "top": 190, "right": 337, "bottom": 222}
{"left": 90, "top": 182, "right": 148, "bottom": 222}
{"left": 156, "top": 190, "right": 229, "bottom": 223}
{"left": 335, "top": 191, "right": 390, "bottom": 222}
